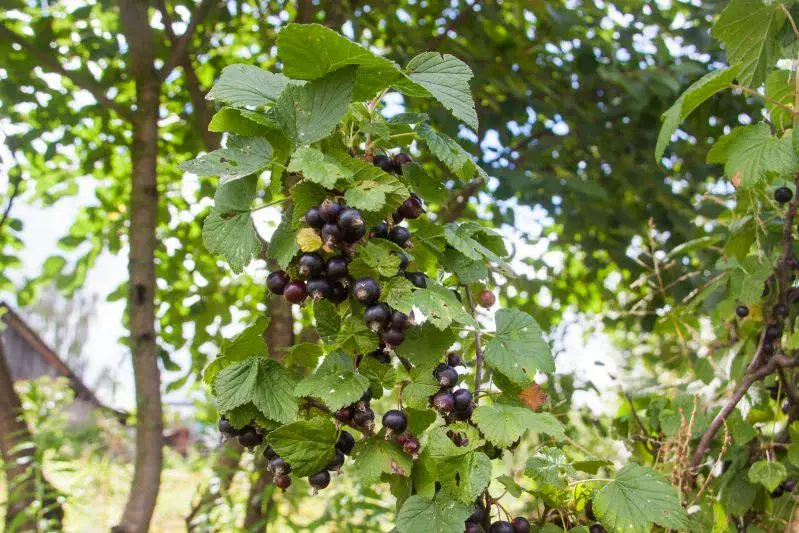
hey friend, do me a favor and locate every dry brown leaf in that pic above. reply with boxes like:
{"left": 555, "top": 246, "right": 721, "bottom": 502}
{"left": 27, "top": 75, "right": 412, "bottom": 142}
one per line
{"left": 519, "top": 383, "right": 547, "bottom": 411}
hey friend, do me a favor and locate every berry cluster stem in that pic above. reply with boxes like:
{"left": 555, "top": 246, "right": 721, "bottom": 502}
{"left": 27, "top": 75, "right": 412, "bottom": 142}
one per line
{"left": 464, "top": 285, "right": 485, "bottom": 396}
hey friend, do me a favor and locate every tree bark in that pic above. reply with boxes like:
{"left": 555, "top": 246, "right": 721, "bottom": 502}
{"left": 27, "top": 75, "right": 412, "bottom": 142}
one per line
{"left": 0, "top": 337, "right": 64, "bottom": 532}
{"left": 114, "top": 1, "right": 164, "bottom": 532}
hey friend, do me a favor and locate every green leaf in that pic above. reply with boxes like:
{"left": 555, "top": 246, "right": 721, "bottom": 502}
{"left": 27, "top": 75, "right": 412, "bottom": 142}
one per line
{"left": 417, "top": 123, "right": 476, "bottom": 181}
{"left": 332, "top": 154, "right": 409, "bottom": 215}
{"left": 203, "top": 317, "right": 270, "bottom": 386}
{"left": 725, "top": 124, "right": 797, "bottom": 189}
{"left": 352, "top": 436, "right": 413, "bottom": 485}
{"left": 729, "top": 254, "right": 773, "bottom": 304}
{"left": 573, "top": 459, "right": 614, "bottom": 475}
{"left": 272, "top": 67, "right": 355, "bottom": 147}
{"left": 293, "top": 352, "right": 369, "bottom": 411}
{"left": 414, "top": 284, "right": 476, "bottom": 330}
{"left": 402, "top": 162, "right": 448, "bottom": 205}
{"left": 358, "top": 240, "right": 402, "bottom": 278}
{"left": 443, "top": 222, "right": 512, "bottom": 275}
{"left": 472, "top": 403, "right": 564, "bottom": 448}
{"left": 336, "top": 315, "right": 380, "bottom": 354}
{"left": 266, "top": 209, "right": 299, "bottom": 269}
{"left": 655, "top": 67, "right": 739, "bottom": 160}
{"left": 214, "top": 175, "right": 257, "bottom": 213}
{"left": 283, "top": 342, "right": 324, "bottom": 368}
{"left": 496, "top": 475, "right": 523, "bottom": 498}
{"left": 214, "top": 357, "right": 298, "bottom": 423}
{"left": 484, "top": 309, "right": 554, "bottom": 385}
{"left": 202, "top": 209, "right": 261, "bottom": 273}
{"left": 179, "top": 136, "right": 273, "bottom": 184}
{"left": 719, "top": 463, "right": 758, "bottom": 516}
{"left": 314, "top": 300, "right": 341, "bottom": 344}
{"left": 288, "top": 147, "right": 354, "bottom": 188}
{"left": 208, "top": 107, "right": 271, "bottom": 136}
{"left": 406, "top": 52, "right": 478, "bottom": 131}
{"left": 765, "top": 70, "right": 794, "bottom": 131}
{"left": 711, "top": 0, "right": 785, "bottom": 88}
{"left": 748, "top": 460, "right": 787, "bottom": 492}
{"left": 395, "top": 493, "right": 472, "bottom": 533}
{"left": 438, "top": 450, "right": 491, "bottom": 504}
{"left": 268, "top": 417, "right": 338, "bottom": 476}
{"left": 403, "top": 366, "right": 441, "bottom": 409}
{"left": 396, "top": 323, "right": 457, "bottom": 368}
{"left": 594, "top": 464, "right": 690, "bottom": 533}
{"left": 289, "top": 181, "right": 327, "bottom": 228}
{"left": 206, "top": 64, "right": 293, "bottom": 107}
{"left": 380, "top": 276, "right": 416, "bottom": 314}
{"left": 524, "top": 447, "right": 576, "bottom": 489}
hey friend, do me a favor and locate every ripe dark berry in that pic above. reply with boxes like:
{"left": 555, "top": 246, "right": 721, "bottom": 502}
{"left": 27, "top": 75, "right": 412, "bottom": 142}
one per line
{"left": 338, "top": 208, "right": 366, "bottom": 243}
{"left": 364, "top": 303, "right": 391, "bottom": 331}
{"left": 264, "top": 447, "right": 279, "bottom": 461}
{"left": 454, "top": 404, "right": 473, "bottom": 421}
{"left": 432, "top": 390, "right": 455, "bottom": 412}
{"left": 266, "top": 270, "right": 290, "bottom": 295}
{"left": 511, "top": 517, "right": 530, "bottom": 533}
{"left": 435, "top": 364, "right": 459, "bottom": 388}
{"left": 453, "top": 389, "right": 473, "bottom": 412}
{"left": 304, "top": 207, "right": 325, "bottom": 229}
{"left": 373, "top": 154, "right": 394, "bottom": 173}
{"left": 321, "top": 223, "right": 343, "bottom": 248}
{"left": 237, "top": 426, "right": 263, "bottom": 449}
{"left": 353, "top": 408, "right": 375, "bottom": 430}
{"left": 398, "top": 253, "right": 409, "bottom": 271}
{"left": 765, "top": 324, "right": 782, "bottom": 343}
{"left": 402, "top": 435, "right": 420, "bottom": 456}
{"left": 283, "top": 280, "right": 307, "bottom": 304}
{"left": 274, "top": 474, "right": 292, "bottom": 491}
{"left": 775, "top": 186, "right": 793, "bottom": 204}
{"left": 395, "top": 431, "right": 411, "bottom": 446}
{"left": 447, "top": 352, "right": 463, "bottom": 367}
{"left": 326, "top": 256, "right": 350, "bottom": 282}
{"left": 319, "top": 199, "right": 343, "bottom": 223}
{"left": 382, "top": 409, "right": 408, "bottom": 433}
{"left": 464, "top": 524, "right": 480, "bottom": 533}
{"left": 353, "top": 278, "right": 381, "bottom": 305}
{"left": 297, "top": 253, "right": 325, "bottom": 279}
{"left": 784, "top": 479, "right": 797, "bottom": 491}
{"left": 775, "top": 303, "right": 790, "bottom": 318}
{"left": 218, "top": 417, "right": 240, "bottom": 437}
{"left": 336, "top": 431, "right": 356, "bottom": 455}
{"left": 389, "top": 226, "right": 413, "bottom": 248}
{"left": 327, "top": 448, "right": 346, "bottom": 471}
{"left": 489, "top": 521, "right": 514, "bottom": 533}
{"left": 783, "top": 399, "right": 792, "bottom": 414}
{"left": 589, "top": 526, "right": 606, "bottom": 533}
{"left": 393, "top": 153, "right": 414, "bottom": 173}
{"left": 466, "top": 503, "right": 484, "bottom": 524}
{"left": 381, "top": 327, "right": 405, "bottom": 347}
{"left": 307, "top": 278, "right": 333, "bottom": 301}
{"left": 397, "top": 195, "right": 424, "bottom": 220}
{"left": 585, "top": 499, "right": 596, "bottom": 521}
{"left": 334, "top": 406, "right": 353, "bottom": 422}
{"left": 308, "top": 470, "right": 331, "bottom": 491}
{"left": 329, "top": 282, "right": 349, "bottom": 304}
{"left": 270, "top": 457, "right": 291, "bottom": 475}
{"left": 389, "top": 310, "right": 410, "bottom": 330}
{"left": 372, "top": 222, "right": 389, "bottom": 239}
{"left": 478, "top": 289, "right": 496, "bottom": 308}
{"left": 736, "top": 305, "right": 749, "bottom": 318}
{"left": 360, "top": 388, "right": 373, "bottom": 404}
{"left": 368, "top": 348, "right": 391, "bottom": 364}
{"left": 405, "top": 272, "right": 427, "bottom": 288}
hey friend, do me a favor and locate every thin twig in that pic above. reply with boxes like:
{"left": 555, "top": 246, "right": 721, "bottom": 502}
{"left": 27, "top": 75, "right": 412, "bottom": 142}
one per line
{"left": 0, "top": 174, "right": 21, "bottom": 232}
{"left": 782, "top": 4, "right": 799, "bottom": 40}
{"left": 729, "top": 83, "right": 795, "bottom": 114}
{"left": 160, "top": 0, "right": 217, "bottom": 80}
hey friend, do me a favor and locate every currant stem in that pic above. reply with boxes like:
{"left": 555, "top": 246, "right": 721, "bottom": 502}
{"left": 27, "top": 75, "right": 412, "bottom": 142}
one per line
{"left": 464, "top": 285, "right": 485, "bottom": 396}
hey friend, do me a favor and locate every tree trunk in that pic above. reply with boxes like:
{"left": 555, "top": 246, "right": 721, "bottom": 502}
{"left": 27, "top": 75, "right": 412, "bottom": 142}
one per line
{"left": 0, "top": 337, "right": 64, "bottom": 531}
{"left": 114, "top": 1, "right": 163, "bottom": 532}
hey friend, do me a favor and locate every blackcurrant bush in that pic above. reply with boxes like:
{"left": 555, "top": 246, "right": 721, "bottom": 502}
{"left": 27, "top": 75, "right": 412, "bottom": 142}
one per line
{"left": 393, "top": 153, "right": 413, "bottom": 173}
{"left": 327, "top": 448, "right": 346, "bottom": 471}
{"left": 307, "top": 277, "right": 333, "bottom": 301}
{"left": 402, "top": 435, "right": 420, "bottom": 456}
{"left": 353, "top": 278, "right": 381, "bottom": 305}
{"left": 237, "top": 426, "right": 263, "bottom": 449}
{"left": 297, "top": 252, "right": 325, "bottom": 279}
{"left": 218, "top": 417, "right": 240, "bottom": 437}
{"left": 381, "top": 327, "right": 405, "bottom": 347}
{"left": 389, "top": 310, "right": 410, "bottom": 330}
{"left": 263, "top": 446, "right": 278, "bottom": 461}
{"left": 364, "top": 303, "right": 391, "bottom": 331}
{"left": 321, "top": 223, "right": 343, "bottom": 247}
{"left": 447, "top": 352, "right": 463, "bottom": 367}
{"left": 435, "top": 364, "right": 459, "bottom": 388}
{"left": 775, "top": 186, "right": 793, "bottom": 204}
{"left": 453, "top": 389, "right": 473, "bottom": 412}
{"left": 382, "top": 409, "right": 408, "bottom": 433}
{"left": 275, "top": 474, "right": 292, "bottom": 492}
{"left": 326, "top": 256, "right": 350, "bottom": 281}
{"left": 304, "top": 207, "right": 325, "bottom": 229}
{"left": 266, "top": 270, "right": 290, "bottom": 295}
{"left": 283, "top": 280, "right": 307, "bottom": 304}
{"left": 329, "top": 282, "right": 349, "bottom": 304}
{"left": 478, "top": 289, "right": 496, "bottom": 308}
{"left": 373, "top": 154, "right": 394, "bottom": 173}
{"left": 308, "top": 470, "right": 331, "bottom": 491}
{"left": 334, "top": 406, "right": 353, "bottom": 422}
{"left": 353, "top": 408, "right": 375, "bottom": 430}
{"left": 589, "top": 526, "right": 606, "bottom": 533}
{"left": 319, "top": 199, "right": 342, "bottom": 223}
{"left": 511, "top": 517, "right": 530, "bottom": 533}
{"left": 489, "top": 521, "right": 514, "bottom": 533}
{"left": 270, "top": 457, "right": 291, "bottom": 475}
{"left": 736, "top": 305, "right": 749, "bottom": 318}
{"left": 397, "top": 194, "right": 424, "bottom": 220}
{"left": 336, "top": 431, "right": 356, "bottom": 455}
{"left": 775, "top": 303, "right": 790, "bottom": 318}
{"left": 372, "top": 221, "right": 389, "bottom": 239}
{"left": 432, "top": 390, "right": 455, "bottom": 412}
{"left": 405, "top": 272, "right": 427, "bottom": 288}
{"left": 585, "top": 499, "right": 596, "bottom": 520}
{"left": 397, "top": 252, "right": 409, "bottom": 271}
{"left": 389, "top": 226, "right": 413, "bottom": 248}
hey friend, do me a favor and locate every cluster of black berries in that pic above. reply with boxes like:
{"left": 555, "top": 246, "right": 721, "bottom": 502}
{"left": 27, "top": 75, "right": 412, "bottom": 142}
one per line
{"left": 430, "top": 357, "right": 474, "bottom": 425}
{"left": 334, "top": 388, "right": 377, "bottom": 435}
{"left": 355, "top": 279, "right": 414, "bottom": 348}
{"left": 771, "top": 478, "right": 796, "bottom": 498}
{"left": 218, "top": 417, "right": 263, "bottom": 449}
{"left": 262, "top": 431, "right": 355, "bottom": 493}
{"left": 463, "top": 502, "right": 531, "bottom": 533}
{"left": 379, "top": 408, "right": 421, "bottom": 458}
{"left": 266, "top": 252, "right": 349, "bottom": 305}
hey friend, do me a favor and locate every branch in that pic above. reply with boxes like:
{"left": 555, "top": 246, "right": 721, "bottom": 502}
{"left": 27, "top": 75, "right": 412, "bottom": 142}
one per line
{"left": 445, "top": 178, "right": 482, "bottom": 222}
{"left": 160, "top": 0, "right": 216, "bottom": 80}
{"left": 0, "top": 173, "right": 21, "bottom": 233}
{"left": 0, "top": 24, "right": 131, "bottom": 120}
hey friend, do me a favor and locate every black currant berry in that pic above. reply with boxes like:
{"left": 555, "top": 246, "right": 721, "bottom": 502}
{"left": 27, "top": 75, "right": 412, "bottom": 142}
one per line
{"left": 479, "top": 289, "right": 496, "bottom": 308}
{"left": 264, "top": 446, "right": 279, "bottom": 461}
{"left": 736, "top": 305, "right": 749, "bottom": 318}
{"left": 511, "top": 517, "right": 530, "bottom": 533}
{"left": 585, "top": 499, "right": 596, "bottom": 521}
{"left": 329, "top": 283, "right": 349, "bottom": 304}
{"left": 447, "top": 352, "right": 463, "bottom": 367}
{"left": 393, "top": 153, "right": 413, "bottom": 173}
{"left": 775, "top": 303, "right": 790, "bottom": 318}
{"left": 326, "top": 256, "right": 350, "bottom": 281}
{"left": 489, "top": 521, "right": 514, "bottom": 533}
{"left": 466, "top": 503, "right": 484, "bottom": 524}
{"left": 372, "top": 221, "right": 389, "bottom": 239}
{"left": 368, "top": 348, "right": 391, "bottom": 364}
{"left": 397, "top": 253, "right": 409, "bottom": 271}
{"left": 327, "top": 448, "right": 346, "bottom": 471}
{"left": 389, "top": 226, "right": 412, "bottom": 248}
{"left": 308, "top": 470, "right": 331, "bottom": 491}
{"left": 336, "top": 431, "right": 356, "bottom": 455}
{"left": 373, "top": 154, "right": 394, "bottom": 173}
{"left": 319, "top": 199, "right": 343, "bottom": 223}
{"left": 218, "top": 417, "right": 239, "bottom": 437}
{"left": 589, "top": 526, "right": 606, "bottom": 533}
{"left": 389, "top": 310, "right": 410, "bottom": 330}
{"left": 435, "top": 364, "right": 459, "bottom": 388}
{"left": 297, "top": 252, "right": 325, "bottom": 279}
{"left": 266, "top": 270, "right": 290, "bottom": 295}
{"left": 453, "top": 389, "right": 473, "bottom": 412}
{"left": 360, "top": 388, "right": 373, "bottom": 404}
{"left": 454, "top": 404, "right": 474, "bottom": 421}
{"left": 364, "top": 303, "right": 391, "bottom": 331}
{"left": 237, "top": 426, "right": 263, "bottom": 449}
{"left": 275, "top": 474, "right": 292, "bottom": 492}
{"left": 321, "top": 223, "right": 343, "bottom": 248}
{"left": 464, "top": 524, "right": 480, "bottom": 533}
{"left": 304, "top": 207, "right": 325, "bottom": 229}
{"left": 432, "top": 390, "right": 455, "bottom": 412}
{"left": 405, "top": 272, "right": 427, "bottom": 288}
{"left": 283, "top": 280, "right": 307, "bottom": 304}
{"left": 784, "top": 479, "right": 797, "bottom": 491}
{"left": 307, "top": 277, "right": 333, "bottom": 301}
{"left": 338, "top": 208, "right": 366, "bottom": 243}
{"left": 397, "top": 195, "right": 424, "bottom": 220}
{"left": 334, "top": 406, "right": 353, "bottom": 422}
{"left": 270, "top": 457, "right": 291, "bottom": 475}
{"left": 775, "top": 186, "right": 793, "bottom": 204}
{"left": 381, "top": 327, "right": 405, "bottom": 347}
{"left": 353, "top": 278, "right": 381, "bottom": 305}
{"left": 382, "top": 409, "right": 408, "bottom": 433}
{"left": 353, "top": 408, "right": 375, "bottom": 430}
{"left": 402, "top": 435, "right": 420, "bottom": 456}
